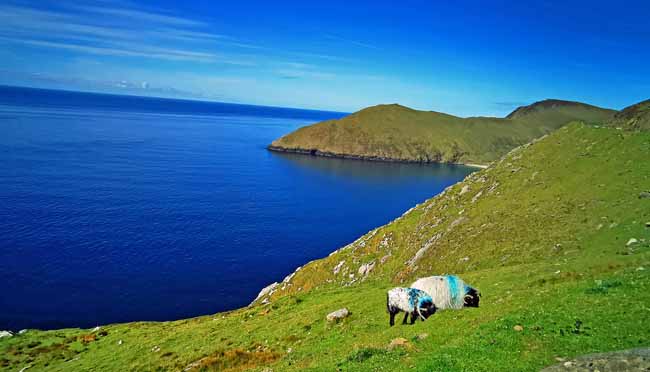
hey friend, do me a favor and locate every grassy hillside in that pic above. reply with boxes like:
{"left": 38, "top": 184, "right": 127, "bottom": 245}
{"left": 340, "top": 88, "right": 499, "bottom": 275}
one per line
{"left": 2, "top": 113, "right": 648, "bottom": 371}
{"left": 268, "top": 100, "right": 615, "bottom": 166}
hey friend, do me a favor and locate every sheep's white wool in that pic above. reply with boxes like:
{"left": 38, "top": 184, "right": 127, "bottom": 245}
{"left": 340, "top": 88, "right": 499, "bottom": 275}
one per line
{"left": 387, "top": 287, "right": 433, "bottom": 320}
{"left": 387, "top": 288, "right": 415, "bottom": 312}
{"left": 411, "top": 275, "right": 468, "bottom": 310}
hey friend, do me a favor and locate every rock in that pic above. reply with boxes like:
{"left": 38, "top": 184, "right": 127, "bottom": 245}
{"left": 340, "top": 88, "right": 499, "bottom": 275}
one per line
{"left": 326, "top": 308, "right": 350, "bottom": 322}
{"left": 117, "top": 340, "right": 123, "bottom": 345}
{"left": 90, "top": 326, "right": 100, "bottom": 332}
{"left": 415, "top": 333, "right": 429, "bottom": 341}
{"left": 261, "top": 368, "right": 273, "bottom": 372}
{"left": 639, "top": 191, "right": 650, "bottom": 199}
{"left": 18, "top": 329, "right": 28, "bottom": 335}
{"left": 542, "top": 348, "right": 650, "bottom": 371}
{"left": 645, "top": 222, "right": 650, "bottom": 228}
{"left": 627, "top": 238, "right": 639, "bottom": 247}
{"left": 389, "top": 337, "right": 410, "bottom": 349}
{"left": 151, "top": 345, "right": 161, "bottom": 353}
{"left": 459, "top": 185, "right": 470, "bottom": 196}
{"left": 0, "top": 330, "right": 13, "bottom": 338}
{"left": 333, "top": 260, "right": 345, "bottom": 275}
{"left": 447, "top": 216, "right": 467, "bottom": 232}
{"left": 358, "top": 261, "right": 375, "bottom": 276}
{"left": 513, "top": 325, "right": 524, "bottom": 332}
{"left": 253, "top": 282, "right": 278, "bottom": 304}
{"left": 471, "top": 190, "right": 483, "bottom": 203}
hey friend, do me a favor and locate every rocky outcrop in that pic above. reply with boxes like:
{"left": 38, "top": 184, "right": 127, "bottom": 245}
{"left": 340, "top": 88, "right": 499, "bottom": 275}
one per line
{"left": 542, "top": 348, "right": 650, "bottom": 371}
{"left": 252, "top": 282, "right": 279, "bottom": 304}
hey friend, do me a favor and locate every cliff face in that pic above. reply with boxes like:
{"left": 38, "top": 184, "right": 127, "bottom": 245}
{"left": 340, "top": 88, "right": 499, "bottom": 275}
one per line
{"left": 269, "top": 100, "right": 615, "bottom": 166}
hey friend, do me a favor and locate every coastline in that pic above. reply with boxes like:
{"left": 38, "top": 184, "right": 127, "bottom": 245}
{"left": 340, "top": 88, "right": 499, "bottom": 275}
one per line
{"left": 267, "top": 145, "right": 489, "bottom": 169}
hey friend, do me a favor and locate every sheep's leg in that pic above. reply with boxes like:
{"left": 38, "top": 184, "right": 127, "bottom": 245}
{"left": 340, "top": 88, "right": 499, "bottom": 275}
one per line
{"left": 402, "top": 312, "right": 409, "bottom": 325}
{"left": 389, "top": 311, "right": 396, "bottom": 326}
{"left": 410, "top": 312, "right": 417, "bottom": 325}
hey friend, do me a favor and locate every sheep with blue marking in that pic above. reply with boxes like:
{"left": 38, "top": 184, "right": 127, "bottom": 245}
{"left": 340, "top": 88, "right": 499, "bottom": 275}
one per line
{"left": 386, "top": 287, "right": 437, "bottom": 326}
{"left": 411, "top": 275, "right": 480, "bottom": 310}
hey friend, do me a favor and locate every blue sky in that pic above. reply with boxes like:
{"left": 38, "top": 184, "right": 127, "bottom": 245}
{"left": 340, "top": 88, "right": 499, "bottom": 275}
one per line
{"left": 1, "top": 0, "right": 649, "bottom": 115}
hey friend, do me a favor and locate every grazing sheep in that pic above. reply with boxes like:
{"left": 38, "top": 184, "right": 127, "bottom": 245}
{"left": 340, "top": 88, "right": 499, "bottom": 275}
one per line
{"left": 411, "top": 275, "right": 480, "bottom": 310}
{"left": 386, "top": 287, "right": 437, "bottom": 326}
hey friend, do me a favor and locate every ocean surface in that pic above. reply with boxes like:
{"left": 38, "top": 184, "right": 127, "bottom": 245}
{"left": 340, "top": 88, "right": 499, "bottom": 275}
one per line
{"left": 0, "top": 86, "right": 474, "bottom": 330}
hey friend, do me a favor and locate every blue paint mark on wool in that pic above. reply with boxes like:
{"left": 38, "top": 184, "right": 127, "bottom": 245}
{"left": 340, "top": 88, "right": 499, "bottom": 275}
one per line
{"left": 447, "top": 275, "right": 459, "bottom": 302}
{"left": 407, "top": 288, "right": 419, "bottom": 310}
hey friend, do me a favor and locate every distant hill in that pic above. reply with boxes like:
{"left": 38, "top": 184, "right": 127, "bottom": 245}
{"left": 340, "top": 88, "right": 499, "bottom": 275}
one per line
{"left": 605, "top": 99, "right": 650, "bottom": 131}
{"left": 269, "top": 100, "right": 615, "bottom": 166}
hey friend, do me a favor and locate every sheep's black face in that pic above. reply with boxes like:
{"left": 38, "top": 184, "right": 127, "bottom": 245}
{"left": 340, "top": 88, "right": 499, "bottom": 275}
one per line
{"left": 464, "top": 288, "right": 480, "bottom": 308}
{"left": 419, "top": 301, "right": 437, "bottom": 319}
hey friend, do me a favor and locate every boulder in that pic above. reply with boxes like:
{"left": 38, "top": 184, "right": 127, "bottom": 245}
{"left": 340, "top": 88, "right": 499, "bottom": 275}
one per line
{"left": 627, "top": 238, "right": 639, "bottom": 247}
{"left": 0, "top": 330, "right": 13, "bottom": 338}
{"left": 639, "top": 191, "right": 650, "bottom": 199}
{"left": 326, "top": 308, "right": 350, "bottom": 322}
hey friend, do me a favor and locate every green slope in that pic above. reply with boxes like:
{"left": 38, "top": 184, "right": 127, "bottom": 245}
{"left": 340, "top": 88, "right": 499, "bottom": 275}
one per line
{"left": 2, "top": 108, "right": 649, "bottom": 372}
{"left": 269, "top": 100, "right": 615, "bottom": 166}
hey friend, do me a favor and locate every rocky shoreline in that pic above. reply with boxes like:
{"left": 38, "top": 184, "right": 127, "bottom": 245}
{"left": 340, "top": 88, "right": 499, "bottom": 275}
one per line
{"left": 267, "top": 145, "right": 488, "bottom": 169}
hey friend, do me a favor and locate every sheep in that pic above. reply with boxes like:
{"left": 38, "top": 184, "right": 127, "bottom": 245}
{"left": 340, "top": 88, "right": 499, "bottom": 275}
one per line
{"left": 411, "top": 275, "right": 480, "bottom": 310}
{"left": 386, "top": 287, "right": 437, "bottom": 326}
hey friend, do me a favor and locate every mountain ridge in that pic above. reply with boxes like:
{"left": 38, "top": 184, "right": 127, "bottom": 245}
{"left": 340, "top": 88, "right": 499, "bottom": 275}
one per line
{"left": 269, "top": 99, "right": 616, "bottom": 166}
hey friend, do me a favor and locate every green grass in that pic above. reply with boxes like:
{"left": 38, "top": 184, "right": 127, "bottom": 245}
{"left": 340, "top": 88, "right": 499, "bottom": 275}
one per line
{"left": 269, "top": 99, "right": 615, "bottom": 166}
{"left": 2, "top": 122, "right": 649, "bottom": 371}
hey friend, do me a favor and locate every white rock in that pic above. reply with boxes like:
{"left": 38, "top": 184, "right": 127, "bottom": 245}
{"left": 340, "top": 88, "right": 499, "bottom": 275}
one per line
{"left": 91, "top": 326, "right": 100, "bottom": 332}
{"left": 326, "top": 308, "right": 350, "bottom": 322}
{"left": 333, "top": 260, "right": 345, "bottom": 275}
{"left": 0, "top": 330, "right": 13, "bottom": 338}
{"left": 253, "top": 282, "right": 278, "bottom": 304}
{"left": 626, "top": 238, "right": 638, "bottom": 246}
{"left": 358, "top": 261, "right": 375, "bottom": 276}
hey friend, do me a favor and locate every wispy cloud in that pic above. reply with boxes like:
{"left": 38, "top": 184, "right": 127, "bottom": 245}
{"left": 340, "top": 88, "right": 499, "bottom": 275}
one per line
{"left": 0, "top": 1, "right": 259, "bottom": 64}
{"left": 322, "top": 33, "right": 380, "bottom": 50}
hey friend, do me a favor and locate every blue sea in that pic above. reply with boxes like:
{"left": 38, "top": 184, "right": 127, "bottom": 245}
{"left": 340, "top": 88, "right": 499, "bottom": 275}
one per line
{"left": 0, "top": 86, "right": 474, "bottom": 330}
